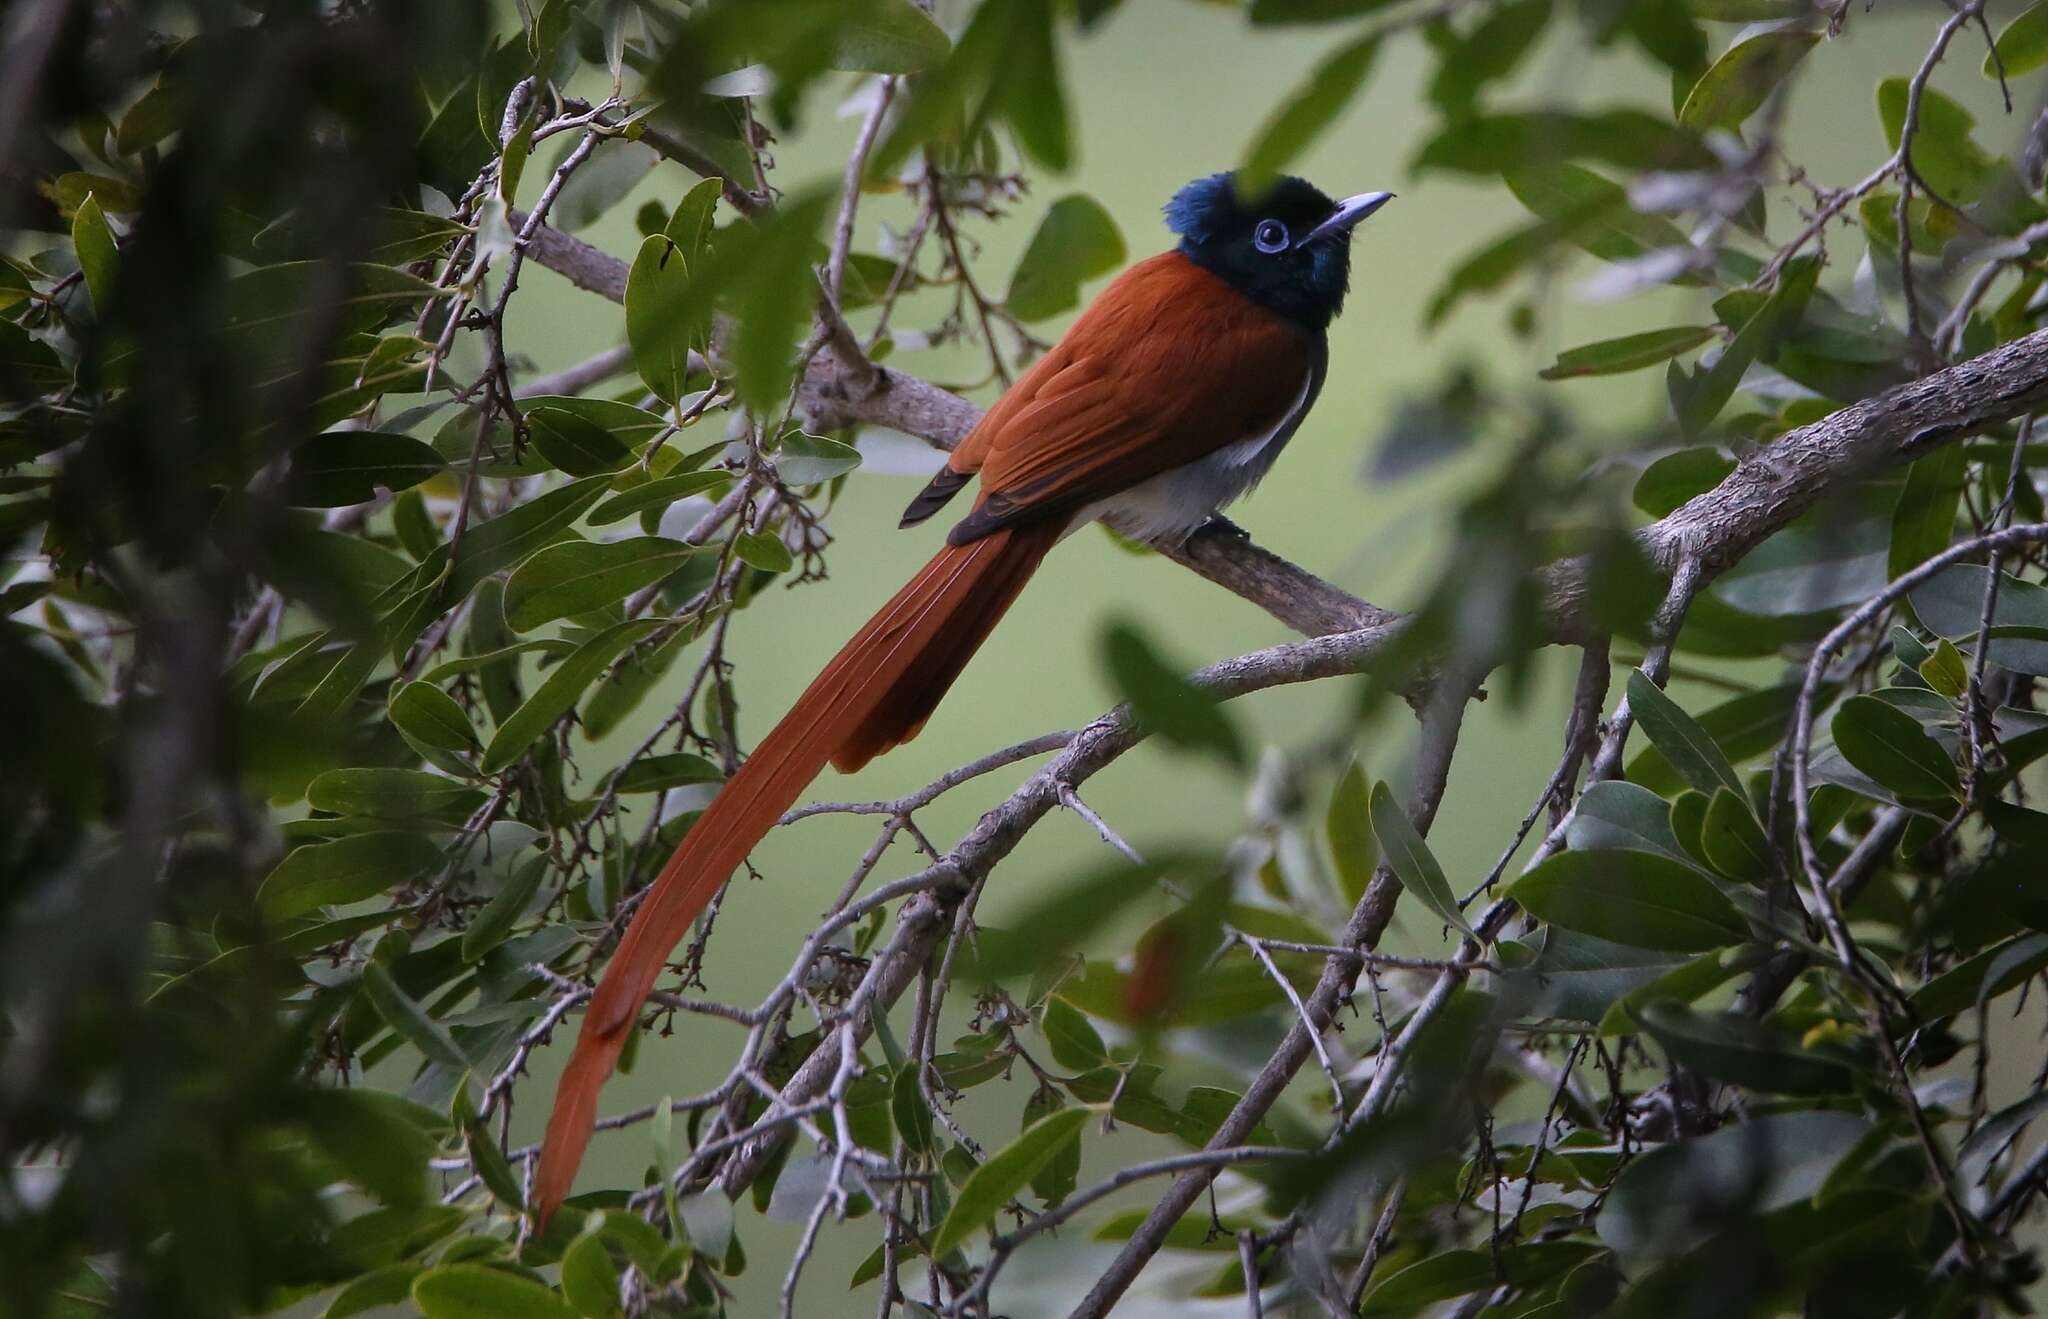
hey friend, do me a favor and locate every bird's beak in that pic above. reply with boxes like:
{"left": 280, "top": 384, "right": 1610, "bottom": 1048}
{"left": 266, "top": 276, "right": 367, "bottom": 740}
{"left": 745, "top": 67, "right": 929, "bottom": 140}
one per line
{"left": 1298, "top": 191, "right": 1395, "bottom": 247}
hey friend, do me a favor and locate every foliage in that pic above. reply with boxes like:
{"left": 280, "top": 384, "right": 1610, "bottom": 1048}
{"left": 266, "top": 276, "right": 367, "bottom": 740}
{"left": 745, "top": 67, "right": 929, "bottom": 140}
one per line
{"left": 8, "top": 1, "right": 2048, "bottom": 1317}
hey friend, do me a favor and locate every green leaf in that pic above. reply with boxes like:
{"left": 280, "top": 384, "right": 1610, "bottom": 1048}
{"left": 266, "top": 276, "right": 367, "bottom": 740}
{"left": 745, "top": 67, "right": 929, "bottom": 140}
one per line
{"left": 462, "top": 854, "right": 549, "bottom": 962}
{"left": 625, "top": 234, "right": 697, "bottom": 406}
{"left": 1023, "top": 1088, "right": 1080, "bottom": 1206}
{"left": 731, "top": 529, "right": 794, "bottom": 573}
{"left": 1041, "top": 996, "right": 1109, "bottom": 1071}
{"left": 1911, "top": 933, "right": 2048, "bottom": 1020}
{"left": 1510, "top": 928, "right": 1688, "bottom": 1023}
{"left": 391, "top": 474, "right": 612, "bottom": 606}
{"left": 1248, "top": 0, "right": 1404, "bottom": 22}
{"left": 412, "top": 1264, "right": 578, "bottom": 1319}
{"left": 774, "top": 431, "right": 864, "bottom": 485}
{"left": 1987, "top": 2, "right": 2048, "bottom": 77}
{"left": 1877, "top": 78, "right": 2000, "bottom": 205}
{"left": 892, "top": 1062, "right": 935, "bottom": 1157}
{"left": 527, "top": 406, "right": 634, "bottom": 476}
{"left": 1678, "top": 27, "right": 1818, "bottom": 132}
{"left": 831, "top": 0, "right": 952, "bottom": 71}
{"left": 929, "top": 1105, "right": 1092, "bottom": 1257}
{"left": 1627, "top": 671, "right": 1745, "bottom": 798}
{"left": 307, "top": 768, "right": 485, "bottom": 820}
{"left": 362, "top": 961, "right": 470, "bottom": 1070}
{"left": 1510, "top": 850, "right": 1747, "bottom": 952}
{"left": 503, "top": 538, "right": 695, "bottom": 631}
{"left": 1566, "top": 780, "right": 1699, "bottom": 869}
{"left": 970, "top": 855, "right": 1196, "bottom": 982}
{"left": 1909, "top": 565, "right": 2048, "bottom": 675}
{"left": 1505, "top": 163, "right": 1696, "bottom": 267}
{"left": 872, "top": 0, "right": 1070, "bottom": 176}
{"left": 479, "top": 618, "right": 668, "bottom": 773}
{"left": 1637, "top": 1000, "right": 1855, "bottom": 1094}
{"left": 1005, "top": 195, "right": 1128, "bottom": 322}
{"left": 613, "top": 753, "right": 725, "bottom": 794}
{"left": 1368, "top": 780, "right": 1473, "bottom": 938}
{"left": 71, "top": 192, "right": 118, "bottom": 313}
{"left": 1632, "top": 446, "right": 1735, "bottom": 518}
{"left": 1625, "top": 681, "right": 1801, "bottom": 796}
{"left": 1697, "top": 787, "right": 1771, "bottom": 883}
{"left": 589, "top": 470, "right": 734, "bottom": 526}
{"left": 259, "top": 832, "right": 445, "bottom": 920}
{"left": 665, "top": 178, "right": 724, "bottom": 259}
{"left": 1920, "top": 638, "right": 1969, "bottom": 700}
{"left": 390, "top": 681, "right": 482, "bottom": 753}
{"left": 1239, "top": 35, "right": 1379, "bottom": 194}
{"left": 285, "top": 432, "right": 448, "bottom": 507}
{"left": 1101, "top": 621, "right": 1244, "bottom": 765}
{"left": 325, "top": 1264, "right": 424, "bottom": 1318}
{"left": 1540, "top": 326, "right": 1715, "bottom": 380}
{"left": 1426, "top": 0, "right": 1551, "bottom": 116}
{"left": 550, "top": 138, "right": 661, "bottom": 232}
{"left": 1674, "top": 253, "right": 1818, "bottom": 437}
{"left": 559, "top": 1234, "right": 622, "bottom": 1318}
{"left": 1888, "top": 445, "right": 1966, "bottom": 587}
{"left": 1326, "top": 759, "right": 1378, "bottom": 904}
{"left": 1830, "top": 694, "right": 1961, "bottom": 799}
{"left": 1597, "top": 949, "right": 1742, "bottom": 1036}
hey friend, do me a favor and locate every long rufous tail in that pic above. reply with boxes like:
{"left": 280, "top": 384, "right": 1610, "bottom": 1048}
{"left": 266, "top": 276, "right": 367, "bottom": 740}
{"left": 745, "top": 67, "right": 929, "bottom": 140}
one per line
{"left": 532, "top": 521, "right": 1062, "bottom": 1224}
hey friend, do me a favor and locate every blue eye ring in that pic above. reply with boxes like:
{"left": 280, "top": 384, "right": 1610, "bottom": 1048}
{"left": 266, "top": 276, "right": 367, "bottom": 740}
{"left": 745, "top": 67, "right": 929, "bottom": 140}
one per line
{"left": 1253, "top": 219, "right": 1289, "bottom": 253}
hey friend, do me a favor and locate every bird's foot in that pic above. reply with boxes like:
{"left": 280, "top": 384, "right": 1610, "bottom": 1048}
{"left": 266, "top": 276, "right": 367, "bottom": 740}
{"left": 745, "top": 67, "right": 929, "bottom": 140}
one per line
{"left": 1190, "top": 513, "right": 1251, "bottom": 545}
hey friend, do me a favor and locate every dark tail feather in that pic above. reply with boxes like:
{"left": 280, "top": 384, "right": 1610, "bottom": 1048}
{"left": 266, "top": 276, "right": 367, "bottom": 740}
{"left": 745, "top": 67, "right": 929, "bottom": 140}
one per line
{"left": 533, "top": 522, "right": 1060, "bottom": 1224}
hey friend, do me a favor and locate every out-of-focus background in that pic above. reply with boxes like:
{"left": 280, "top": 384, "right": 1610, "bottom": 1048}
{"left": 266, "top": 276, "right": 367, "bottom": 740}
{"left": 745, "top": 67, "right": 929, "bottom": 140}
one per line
{"left": 457, "top": 6, "right": 2030, "bottom": 1310}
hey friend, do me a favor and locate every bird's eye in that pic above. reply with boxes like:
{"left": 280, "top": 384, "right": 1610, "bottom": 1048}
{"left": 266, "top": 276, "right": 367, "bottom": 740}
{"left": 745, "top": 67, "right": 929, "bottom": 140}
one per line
{"left": 1253, "top": 219, "right": 1289, "bottom": 253}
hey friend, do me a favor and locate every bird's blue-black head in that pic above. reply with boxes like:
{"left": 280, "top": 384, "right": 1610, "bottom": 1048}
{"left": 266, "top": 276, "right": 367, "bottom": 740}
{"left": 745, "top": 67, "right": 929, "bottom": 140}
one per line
{"left": 1164, "top": 172, "right": 1392, "bottom": 330}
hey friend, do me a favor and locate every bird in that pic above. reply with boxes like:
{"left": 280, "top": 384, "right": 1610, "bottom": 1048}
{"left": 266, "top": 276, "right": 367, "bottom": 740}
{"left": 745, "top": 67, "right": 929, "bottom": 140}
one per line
{"left": 533, "top": 171, "right": 1393, "bottom": 1225}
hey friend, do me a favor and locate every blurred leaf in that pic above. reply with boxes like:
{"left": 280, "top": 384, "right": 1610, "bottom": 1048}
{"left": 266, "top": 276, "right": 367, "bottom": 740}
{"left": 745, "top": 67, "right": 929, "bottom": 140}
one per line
{"left": 392, "top": 475, "right": 611, "bottom": 607}
{"left": 775, "top": 431, "right": 863, "bottom": 485}
{"left": 1326, "top": 759, "right": 1378, "bottom": 903}
{"left": 1987, "top": 2, "right": 2048, "bottom": 78}
{"left": 1830, "top": 695, "right": 1960, "bottom": 799}
{"left": 872, "top": 0, "right": 1069, "bottom": 175}
{"left": 1359, "top": 1242, "right": 1602, "bottom": 1317}
{"left": 1365, "top": 369, "right": 1484, "bottom": 480}
{"left": 527, "top": 406, "right": 634, "bottom": 476}
{"left": 1369, "top": 780, "right": 1473, "bottom": 938}
{"left": 325, "top": 1265, "right": 425, "bottom": 1318}
{"left": 479, "top": 618, "right": 667, "bottom": 772}
{"left": 1510, "top": 849, "right": 1747, "bottom": 951}
{"left": 550, "top": 138, "right": 661, "bottom": 233}
{"left": 831, "top": 0, "right": 952, "bottom": 72}
{"left": 390, "top": 680, "right": 482, "bottom": 753}
{"left": 1506, "top": 162, "right": 1699, "bottom": 270}
{"left": 1911, "top": 932, "right": 2048, "bottom": 1020}
{"left": 362, "top": 961, "right": 469, "bottom": 1071}
{"left": 1638, "top": 1000, "right": 1855, "bottom": 1094}
{"left": 1596, "top": 1111, "right": 1871, "bottom": 1267}
{"left": 1678, "top": 27, "right": 1817, "bottom": 132}
{"left": 303, "top": 1088, "right": 439, "bottom": 1207}
{"left": 71, "top": 192, "right": 117, "bottom": 314}
{"left": 1597, "top": 948, "right": 1742, "bottom": 1035}
{"left": 1101, "top": 621, "right": 1244, "bottom": 765}
{"left": 259, "top": 832, "right": 445, "bottom": 920}
{"left": 503, "top": 538, "right": 695, "bottom": 631}
{"left": 1004, "top": 195, "right": 1128, "bottom": 322}
{"left": 1414, "top": 109, "right": 1713, "bottom": 176}
{"left": 1541, "top": 326, "right": 1714, "bottom": 380}
{"left": 1427, "top": 0, "right": 1552, "bottom": 115}
{"left": 285, "top": 432, "right": 448, "bottom": 507}
{"left": 971, "top": 855, "right": 1194, "bottom": 981}
{"left": 559, "top": 1233, "right": 622, "bottom": 1318}
{"left": 1627, "top": 671, "right": 1746, "bottom": 798}
{"left": 1249, "top": 0, "right": 1403, "bottom": 21}
{"left": 412, "top": 1264, "right": 577, "bottom": 1319}
{"left": 892, "top": 1061, "right": 935, "bottom": 1157}
{"left": 1959, "top": 1090, "right": 2048, "bottom": 1191}
{"left": 1240, "top": 34, "right": 1380, "bottom": 193}
{"left": 929, "top": 1105, "right": 1091, "bottom": 1256}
